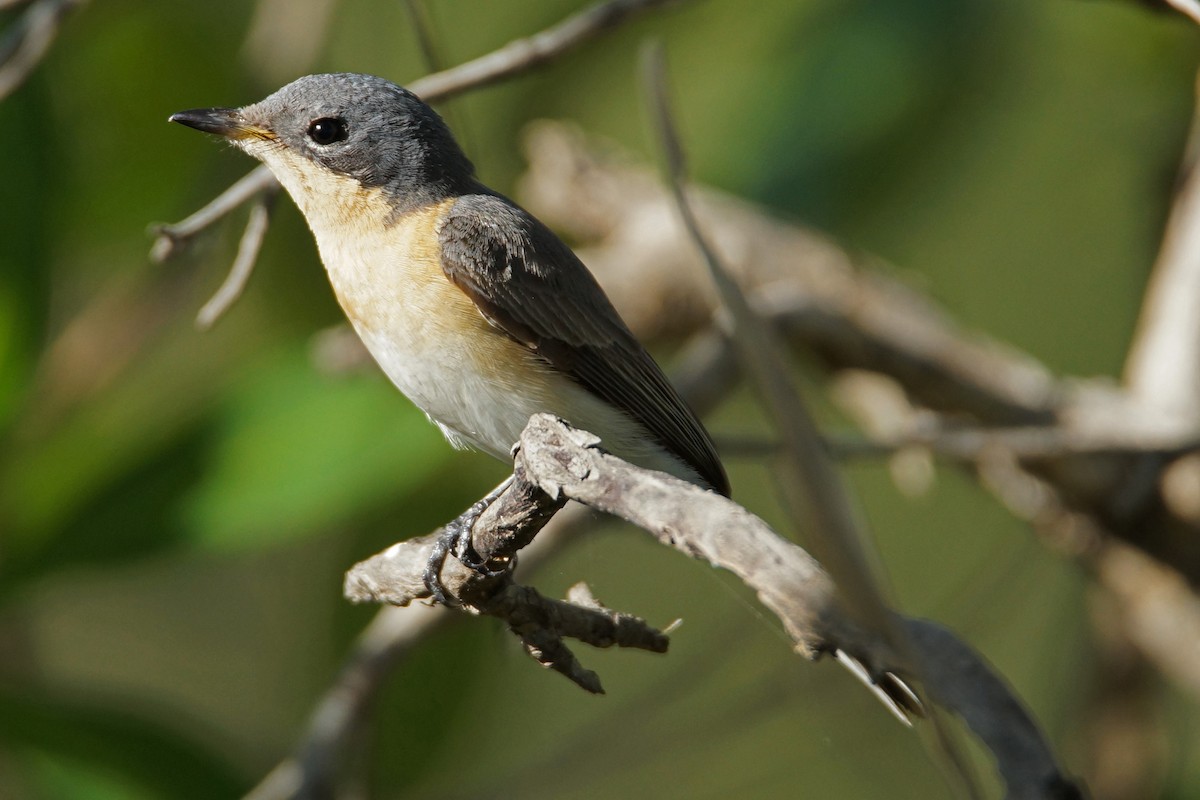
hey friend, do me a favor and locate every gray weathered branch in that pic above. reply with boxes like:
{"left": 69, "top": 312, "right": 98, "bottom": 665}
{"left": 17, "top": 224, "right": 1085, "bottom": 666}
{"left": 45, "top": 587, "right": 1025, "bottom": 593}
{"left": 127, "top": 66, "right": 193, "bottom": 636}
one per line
{"left": 346, "top": 414, "right": 1081, "bottom": 800}
{"left": 344, "top": 456, "right": 667, "bottom": 695}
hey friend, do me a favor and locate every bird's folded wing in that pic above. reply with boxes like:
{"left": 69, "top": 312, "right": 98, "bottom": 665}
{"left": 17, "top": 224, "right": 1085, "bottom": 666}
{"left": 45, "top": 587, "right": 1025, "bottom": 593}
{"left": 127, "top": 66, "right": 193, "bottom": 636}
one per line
{"left": 438, "top": 193, "right": 728, "bottom": 495}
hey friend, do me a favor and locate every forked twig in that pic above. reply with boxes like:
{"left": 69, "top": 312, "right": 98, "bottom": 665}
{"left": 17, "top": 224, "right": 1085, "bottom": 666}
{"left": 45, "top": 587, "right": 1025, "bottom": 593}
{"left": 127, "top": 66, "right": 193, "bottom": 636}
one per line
{"left": 149, "top": 166, "right": 279, "bottom": 264}
{"left": 195, "top": 183, "right": 278, "bottom": 329}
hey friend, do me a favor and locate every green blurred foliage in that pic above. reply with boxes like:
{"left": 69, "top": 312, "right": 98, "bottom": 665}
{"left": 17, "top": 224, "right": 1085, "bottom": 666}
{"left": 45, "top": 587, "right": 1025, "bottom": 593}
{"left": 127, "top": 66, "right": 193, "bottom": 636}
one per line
{"left": 0, "top": 0, "right": 1197, "bottom": 797}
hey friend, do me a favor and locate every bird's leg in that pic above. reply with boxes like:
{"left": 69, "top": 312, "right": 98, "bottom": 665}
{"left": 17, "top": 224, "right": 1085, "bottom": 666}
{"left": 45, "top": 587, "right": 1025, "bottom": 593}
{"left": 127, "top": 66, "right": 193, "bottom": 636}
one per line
{"left": 423, "top": 475, "right": 515, "bottom": 605}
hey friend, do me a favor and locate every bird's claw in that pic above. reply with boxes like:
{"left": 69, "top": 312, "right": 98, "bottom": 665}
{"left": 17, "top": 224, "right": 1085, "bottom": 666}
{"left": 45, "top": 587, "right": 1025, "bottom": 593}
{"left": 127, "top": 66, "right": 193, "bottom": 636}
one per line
{"left": 422, "top": 498, "right": 509, "bottom": 605}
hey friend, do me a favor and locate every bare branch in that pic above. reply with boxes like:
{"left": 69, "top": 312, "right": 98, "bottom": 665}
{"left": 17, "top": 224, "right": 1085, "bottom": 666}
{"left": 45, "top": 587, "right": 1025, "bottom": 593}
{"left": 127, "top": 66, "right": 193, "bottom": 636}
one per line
{"left": 248, "top": 501, "right": 600, "bottom": 800}
{"left": 344, "top": 453, "right": 669, "bottom": 695}
{"left": 407, "top": 0, "right": 678, "bottom": 103}
{"left": 345, "top": 415, "right": 911, "bottom": 696}
{"left": 0, "top": 0, "right": 83, "bottom": 101}
{"left": 1164, "top": 0, "right": 1200, "bottom": 25}
{"left": 243, "top": 604, "right": 451, "bottom": 800}
{"left": 518, "top": 414, "right": 1079, "bottom": 799}
{"left": 195, "top": 184, "right": 278, "bottom": 329}
{"left": 346, "top": 414, "right": 1072, "bottom": 799}
{"left": 149, "top": 166, "right": 279, "bottom": 263}
{"left": 1124, "top": 67, "right": 1200, "bottom": 429}
{"left": 904, "top": 620, "right": 1085, "bottom": 800}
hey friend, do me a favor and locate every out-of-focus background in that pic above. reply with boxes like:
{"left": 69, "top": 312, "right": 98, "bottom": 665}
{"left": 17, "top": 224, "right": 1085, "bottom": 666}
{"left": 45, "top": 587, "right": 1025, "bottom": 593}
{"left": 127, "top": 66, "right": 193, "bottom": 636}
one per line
{"left": 1, "top": 0, "right": 1197, "bottom": 797}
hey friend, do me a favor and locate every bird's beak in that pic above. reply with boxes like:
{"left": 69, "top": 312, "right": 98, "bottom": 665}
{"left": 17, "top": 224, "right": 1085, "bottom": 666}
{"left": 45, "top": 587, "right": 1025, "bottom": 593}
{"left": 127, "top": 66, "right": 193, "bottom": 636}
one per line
{"left": 169, "top": 107, "right": 274, "bottom": 141}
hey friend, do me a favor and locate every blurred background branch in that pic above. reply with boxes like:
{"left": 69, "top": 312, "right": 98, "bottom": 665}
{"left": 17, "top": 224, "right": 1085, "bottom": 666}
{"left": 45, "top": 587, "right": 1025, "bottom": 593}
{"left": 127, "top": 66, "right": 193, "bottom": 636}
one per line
{"left": 0, "top": 0, "right": 84, "bottom": 101}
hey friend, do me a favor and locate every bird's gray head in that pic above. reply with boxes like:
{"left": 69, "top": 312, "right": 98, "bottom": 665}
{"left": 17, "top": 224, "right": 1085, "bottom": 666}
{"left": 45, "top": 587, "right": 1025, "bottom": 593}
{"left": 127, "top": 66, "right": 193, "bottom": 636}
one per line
{"left": 171, "top": 73, "right": 475, "bottom": 213}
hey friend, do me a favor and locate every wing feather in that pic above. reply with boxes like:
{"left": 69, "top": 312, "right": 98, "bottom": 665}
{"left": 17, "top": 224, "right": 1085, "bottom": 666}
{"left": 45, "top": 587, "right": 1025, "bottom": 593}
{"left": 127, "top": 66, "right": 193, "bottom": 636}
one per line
{"left": 438, "top": 193, "right": 729, "bottom": 495}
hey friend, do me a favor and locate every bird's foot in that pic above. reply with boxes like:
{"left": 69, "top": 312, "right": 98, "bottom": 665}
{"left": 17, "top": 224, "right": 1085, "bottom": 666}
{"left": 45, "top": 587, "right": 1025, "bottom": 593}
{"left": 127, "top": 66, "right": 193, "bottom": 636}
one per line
{"left": 422, "top": 478, "right": 515, "bottom": 605}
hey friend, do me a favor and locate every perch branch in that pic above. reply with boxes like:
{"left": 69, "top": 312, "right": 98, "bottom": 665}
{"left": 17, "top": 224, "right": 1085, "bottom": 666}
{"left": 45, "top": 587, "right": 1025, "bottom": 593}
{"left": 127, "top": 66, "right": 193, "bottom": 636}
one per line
{"left": 518, "top": 414, "right": 1080, "bottom": 799}
{"left": 341, "top": 415, "right": 1080, "bottom": 797}
{"left": 344, "top": 415, "right": 916, "bottom": 702}
{"left": 344, "top": 460, "right": 668, "bottom": 695}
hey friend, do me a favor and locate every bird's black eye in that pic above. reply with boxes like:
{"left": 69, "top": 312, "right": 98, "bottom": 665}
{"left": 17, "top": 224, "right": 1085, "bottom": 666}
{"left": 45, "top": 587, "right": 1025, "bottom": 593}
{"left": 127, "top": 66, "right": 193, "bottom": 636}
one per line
{"left": 307, "top": 117, "right": 348, "bottom": 146}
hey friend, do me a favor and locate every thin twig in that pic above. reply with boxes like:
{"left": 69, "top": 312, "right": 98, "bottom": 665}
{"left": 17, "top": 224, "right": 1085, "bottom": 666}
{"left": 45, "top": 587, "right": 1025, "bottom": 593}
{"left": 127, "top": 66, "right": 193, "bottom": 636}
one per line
{"left": 402, "top": 0, "right": 447, "bottom": 78}
{"left": 408, "top": 0, "right": 678, "bottom": 102}
{"left": 195, "top": 184, "right": 278, "bottom": 329}
{"left": 720, "top": 427, "right": 1200, "bottom": 464}
{"left": 149, "top": 166, "right": 279, "bottom": 263}
{"left": 642, "top": 39, "right": 925, "bottom": 713}
{"left": 0, "top": 0, "right": 84, "bottom": 101}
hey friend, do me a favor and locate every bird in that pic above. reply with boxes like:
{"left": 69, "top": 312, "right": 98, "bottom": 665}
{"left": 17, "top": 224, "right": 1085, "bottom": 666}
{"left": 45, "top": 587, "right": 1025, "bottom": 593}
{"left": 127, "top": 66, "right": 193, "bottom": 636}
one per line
{"left": 171, "top": 72, "right": 728, "bottom": 601}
